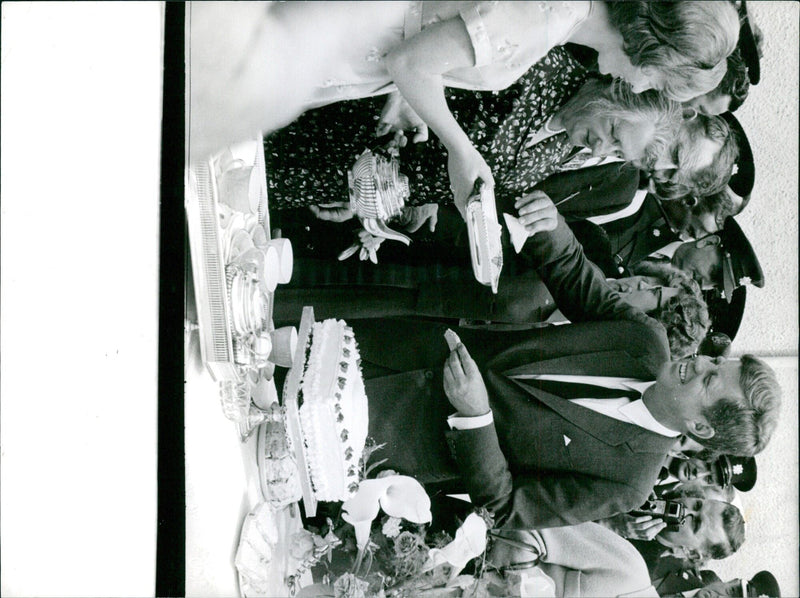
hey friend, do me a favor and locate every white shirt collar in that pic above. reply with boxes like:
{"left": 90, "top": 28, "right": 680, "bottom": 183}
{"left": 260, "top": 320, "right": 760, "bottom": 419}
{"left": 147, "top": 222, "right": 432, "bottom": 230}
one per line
{"left": 650, "top": 240, "right": 682, "bottom": 260}
{"left": 525, "top": 116, "right": 565, "bottom": 147}
{"left": 619, "top": 396, "right": 682, "bottom": 437}
{"left": 526, "top": 375, "right": 682, "bottom": 437}
{"left": 588, "top": 188, "right": 649, "bottom": 226}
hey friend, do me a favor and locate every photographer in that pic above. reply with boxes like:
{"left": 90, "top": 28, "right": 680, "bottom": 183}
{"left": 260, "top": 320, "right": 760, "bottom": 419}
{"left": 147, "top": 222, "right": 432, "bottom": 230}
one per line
{"left": 597, "top": 488, "right": 744, "bottom": 583}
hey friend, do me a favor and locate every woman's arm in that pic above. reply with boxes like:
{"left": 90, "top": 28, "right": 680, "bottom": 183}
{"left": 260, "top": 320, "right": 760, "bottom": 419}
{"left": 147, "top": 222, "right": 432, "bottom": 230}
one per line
{"left": 385, "top": 17, "right": 493, "bottom": 213}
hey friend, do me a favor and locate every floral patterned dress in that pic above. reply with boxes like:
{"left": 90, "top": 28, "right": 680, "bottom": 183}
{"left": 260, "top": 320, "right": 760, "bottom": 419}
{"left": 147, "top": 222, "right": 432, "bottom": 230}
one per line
{"left": 265, "top": 46, "right": 589, "bottom": 211}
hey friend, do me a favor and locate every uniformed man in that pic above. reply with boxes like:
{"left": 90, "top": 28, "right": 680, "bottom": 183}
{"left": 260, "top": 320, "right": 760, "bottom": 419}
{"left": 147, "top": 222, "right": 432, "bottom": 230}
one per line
{"left": 598, "top": 490, "right": 745, "bottom": 582}
{"left": 630, "top": 215, "right": 764, "bottom": 305}
{"left": 569, "top": 112, "right": 755, "bottom": 276}
{"left": 654, "top": 453, "right": 758, "bottom": 498}
{"left": 659, "top": 568, "right": 781, "bottom": 597}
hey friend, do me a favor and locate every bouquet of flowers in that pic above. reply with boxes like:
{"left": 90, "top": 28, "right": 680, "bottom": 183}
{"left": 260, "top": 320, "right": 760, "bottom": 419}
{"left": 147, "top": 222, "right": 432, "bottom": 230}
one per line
{"left": 283, "top": 441, "right": 492, "bottom": 598}
{"left": 284, "top": 439, "right": 562, "bottom": 598}
{"left": 289, "top": 475, "right": 498, "bottom": 598}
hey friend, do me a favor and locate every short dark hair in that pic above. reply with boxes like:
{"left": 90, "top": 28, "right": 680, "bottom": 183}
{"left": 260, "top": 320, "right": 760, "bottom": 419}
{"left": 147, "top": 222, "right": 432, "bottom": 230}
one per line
{"left": 691, "top": 355, "right": 782, "bottom": 456}
{"left": 706, "top": 501, "right": 745, "bottom": 559}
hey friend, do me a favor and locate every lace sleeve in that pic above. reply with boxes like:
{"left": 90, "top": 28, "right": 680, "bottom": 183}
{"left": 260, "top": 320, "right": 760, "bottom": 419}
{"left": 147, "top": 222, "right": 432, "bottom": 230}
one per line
{"left": 459, "top": 1, "right": 592, "bottom": 70}
{"left": 459, "top": 3, "right": 493, "bottom": 67}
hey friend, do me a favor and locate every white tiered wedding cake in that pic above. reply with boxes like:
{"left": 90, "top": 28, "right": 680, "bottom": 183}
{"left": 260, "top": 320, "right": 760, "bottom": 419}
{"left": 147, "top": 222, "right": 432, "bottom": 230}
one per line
{"left": 296, "top": 319, "right": 369, "bottom": 502}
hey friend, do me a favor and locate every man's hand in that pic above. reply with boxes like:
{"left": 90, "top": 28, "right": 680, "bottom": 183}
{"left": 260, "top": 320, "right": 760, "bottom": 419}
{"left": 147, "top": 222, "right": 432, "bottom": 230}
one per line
{"left": 309, "top": 202, "right": 355, "bottom": 223}
{"left": 394, "top": 204, "right": 439, "bottom": 233}
{"left": 376, "top": 91, "right": 429, "bottom": 144}
{"left": 601, "top": 513, "right": 667, "bottom": 541}
{"left": 514, "top": 191, "right": 558, "bottom": 237}
{"left": 443, "top": 344, "right": 490, "bottom": 417}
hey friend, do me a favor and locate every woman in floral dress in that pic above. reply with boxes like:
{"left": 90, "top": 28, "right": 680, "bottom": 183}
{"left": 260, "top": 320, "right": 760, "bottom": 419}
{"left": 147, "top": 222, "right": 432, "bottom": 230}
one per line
{"left": 191, "top": 0, "right": 739, "bottom": 203}
{"left": 265, "top": 46, "right": 592, "bottom": 214}
{"left": 266, "top": 48, "right": 691, "bottom": 327}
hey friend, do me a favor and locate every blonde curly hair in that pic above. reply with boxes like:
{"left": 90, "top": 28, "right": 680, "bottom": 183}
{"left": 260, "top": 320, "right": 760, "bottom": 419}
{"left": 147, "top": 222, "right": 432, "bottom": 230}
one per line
{"left": 606, "top": 1, "right": 740, "bottom": 102}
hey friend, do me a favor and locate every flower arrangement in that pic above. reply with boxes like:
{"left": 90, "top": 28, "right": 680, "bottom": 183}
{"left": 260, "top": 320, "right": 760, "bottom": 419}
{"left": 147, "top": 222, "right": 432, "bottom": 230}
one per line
{"left": 285, "top": 442, "right": 559, "bottom": 598}
{"left": 285, "top": 441, "right": 495, "bottom": 598}
{"left": 290, "top": 484, "right": 497, "bottom": 597}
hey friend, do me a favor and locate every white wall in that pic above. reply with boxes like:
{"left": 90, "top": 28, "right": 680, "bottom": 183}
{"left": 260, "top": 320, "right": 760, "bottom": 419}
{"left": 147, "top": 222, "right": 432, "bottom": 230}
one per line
{"left": 728, "top": 1, "right": 799, "bottom": 356}
{"left": 704, "top": 3, "right": 799, "bottom": 594}
{"left": 0, "top": 3, "right": 163, "bottom": 596}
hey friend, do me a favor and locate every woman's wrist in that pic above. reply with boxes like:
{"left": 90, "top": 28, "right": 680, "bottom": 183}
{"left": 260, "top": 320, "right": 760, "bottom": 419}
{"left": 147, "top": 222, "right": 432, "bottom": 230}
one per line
{"left": 444, "top": 134, "right": 476, "bottom": 156}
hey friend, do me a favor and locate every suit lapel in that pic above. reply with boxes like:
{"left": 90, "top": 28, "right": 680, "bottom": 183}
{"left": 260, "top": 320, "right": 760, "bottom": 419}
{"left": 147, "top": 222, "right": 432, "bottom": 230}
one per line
{"left": 503, "top": 350, "right": 657, "bottom": 379}
{"left": 507, "top": 377, "right": 678, "bottom": 454}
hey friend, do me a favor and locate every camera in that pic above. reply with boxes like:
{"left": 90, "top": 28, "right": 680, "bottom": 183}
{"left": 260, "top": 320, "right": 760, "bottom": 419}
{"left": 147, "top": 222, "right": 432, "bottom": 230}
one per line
{"left": 630, "top": 499, "right": 686, "bottom": 531}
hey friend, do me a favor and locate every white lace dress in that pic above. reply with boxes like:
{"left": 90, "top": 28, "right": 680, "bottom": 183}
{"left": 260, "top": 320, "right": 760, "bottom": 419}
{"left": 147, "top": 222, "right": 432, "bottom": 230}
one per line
{"left": 285, "top": 0, "right": 592, "bottom": 110}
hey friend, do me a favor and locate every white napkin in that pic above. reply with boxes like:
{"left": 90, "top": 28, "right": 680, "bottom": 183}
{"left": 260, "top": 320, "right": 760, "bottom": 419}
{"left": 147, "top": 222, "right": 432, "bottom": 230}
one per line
{"left": 503, "top": 213, "right": 529, "bottom": 254}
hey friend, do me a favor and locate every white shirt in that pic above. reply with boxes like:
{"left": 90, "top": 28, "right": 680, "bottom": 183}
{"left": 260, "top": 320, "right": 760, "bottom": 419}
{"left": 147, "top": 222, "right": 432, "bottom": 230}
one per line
{"left": 524, "top": 115, "right": 565, "bottom": 147}
{"left": 449, "top": 375, "right": 680, "bottom": 437}
{"left": 650, "top": 240, "right": 682, "bottom": 260}
{"left": 588, "top": 188, "right": 649, "bottom": 226}
{"left": 658, "top": 473, "right": 680, "bottom": 486}
{"left": 561, "top": 149, "right": 625, "bottom": 171}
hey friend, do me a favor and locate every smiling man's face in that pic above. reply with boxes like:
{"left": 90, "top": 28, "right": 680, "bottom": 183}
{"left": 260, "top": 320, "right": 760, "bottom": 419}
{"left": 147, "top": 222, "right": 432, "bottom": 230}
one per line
{"left": 645, "top": 356, "right": 744, "bottom": 437}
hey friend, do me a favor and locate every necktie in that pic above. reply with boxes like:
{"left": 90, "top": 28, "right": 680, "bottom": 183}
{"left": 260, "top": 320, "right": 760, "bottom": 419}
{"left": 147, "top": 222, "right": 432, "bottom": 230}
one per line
{"left": 519, "top": 377, "right": 641, "bottom": 401}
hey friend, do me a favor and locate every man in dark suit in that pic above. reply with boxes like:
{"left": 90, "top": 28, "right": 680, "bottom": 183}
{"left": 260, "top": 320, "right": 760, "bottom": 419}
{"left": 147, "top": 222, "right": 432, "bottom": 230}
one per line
{"left": 350, "top": 196, "right": 782, "bottom": 530}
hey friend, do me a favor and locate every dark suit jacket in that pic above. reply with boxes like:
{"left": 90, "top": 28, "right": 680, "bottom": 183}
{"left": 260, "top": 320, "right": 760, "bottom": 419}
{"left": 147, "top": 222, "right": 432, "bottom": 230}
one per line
{"left": 524, "top": 164, "right": 682, "bottom": 277}
{"left": 446, "top": 320, "right": 676, "bottom": 530}
{"left": 534, "top": 162, "right": 641, "bottom": 221}
{"left": 355, "top": 316, "right": 674, "bottom": 531}
{"left": 628, "top": 539, "right": 697, "bottom": 582}
{"left": 351, "top": 216, "right": 675, "bottom": 530}
{"left": 411, "top": 208, "right": 638, "bottom": 324}
{"left": 600, "top": 194, "right": 681, "bottom": 272}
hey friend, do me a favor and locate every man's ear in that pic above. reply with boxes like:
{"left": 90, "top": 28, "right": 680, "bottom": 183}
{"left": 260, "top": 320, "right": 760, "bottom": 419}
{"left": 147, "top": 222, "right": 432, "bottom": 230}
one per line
{"left": 687, "top": 418, "right": 715, "bottom": 440}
